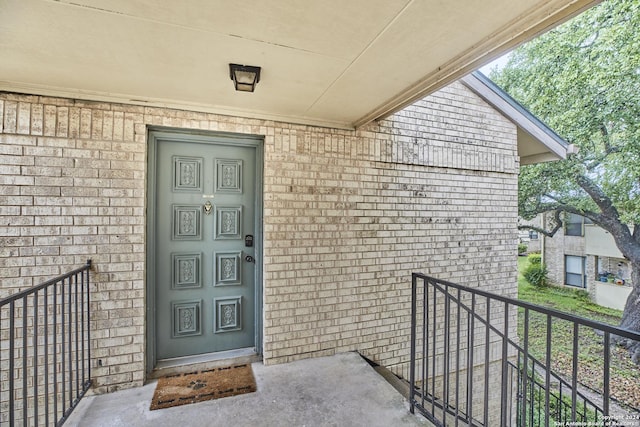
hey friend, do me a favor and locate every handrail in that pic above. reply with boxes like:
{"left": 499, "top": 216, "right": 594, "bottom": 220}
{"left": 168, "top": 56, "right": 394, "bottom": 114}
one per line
{"left": 1, "top": 260, "right": 93, "bottom": 426}
{"left": 0, "top": 261, "right": 92, "bottom": 305}
{"left": 420, "top": 273, "right": 640, "bottom": 342}
{"left": 409, "top": 272, "right": 640, "bottom": 427}
{"left": 427, "top": 278, "right": 609, "bottom": 414}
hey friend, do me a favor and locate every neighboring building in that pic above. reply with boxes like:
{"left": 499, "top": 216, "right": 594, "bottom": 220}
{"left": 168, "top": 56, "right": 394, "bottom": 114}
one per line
{"left": 518, "top": 216, "right": 542, "bottom": 253}
{"left": 537, "top": 212, "right": 632, "bottom": 310}
{"left": 585, "top": 225, "right": 634, "bottom": 311}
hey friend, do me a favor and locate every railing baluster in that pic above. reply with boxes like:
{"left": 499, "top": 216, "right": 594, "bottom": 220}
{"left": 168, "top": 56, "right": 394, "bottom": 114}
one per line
{"left": 422, "top": 276, "right": 428, "bottom": 409}
{"left": 443, "top": 283, "right": 450, "bottom": 423}
{"left": 467, "top": 293, "right": 475, "bottom": 426}
{"left": 53, "top": 282, "right": 59, "bottom": 419}
{"left": 544, "top": 314, "right": 551, "bottom": 427}
{"left": 61, "top": 277, "right": 66, "bottom": 416}
{"left": 87, "top": 262, "right": 92, "bottom": 384}
{"left": 571, "top": 322, "right": 579, "bottom": 421}
{"left": 431, "top": 283, "right": 436, "bottom": 417}
{"left": 81, "top": 267, "right": 86, "bottom": 389}
{"left": 53, "top": 280, "right": 58, "bottom": 422}
{"left": 44, "top": 287, "right": 50, "bottom": 427}
{"left": 68, "top": 274, "right": 73, "bottom": 410}
{"left": 33, "top": 292, "right": 39, "bottom": 425}
{"left": 22, "top": 295, "right": 28, "bottom": 427}
{"left": 500, "top": 302, "right": 509, "bottom": 426}
{"left": 483, "top": 297, "right": 490, "bottom": 426}
{"left": 75, "top": 273, "right": 80, "bottom": 402}
{"left": 409, "top": 274, "right": 417, "bottom": 415}
{"left": 522, "top": 308, "right": 529, "bottom": 427}
{"left": 515, "top": 350, "right": 521, "bottom": 426}
{"left": 603, "top": 331, "right": 610, "bottom": 416}
{"left": 454, "top": 287, "right": 460, "bottom": 426}
{"left": 9, "top": 301, "right": 15, "bottom": 427}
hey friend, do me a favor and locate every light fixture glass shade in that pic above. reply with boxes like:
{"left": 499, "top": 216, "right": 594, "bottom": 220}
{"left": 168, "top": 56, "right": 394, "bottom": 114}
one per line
{"left": 229, "top": 64, "right": 261, "bottom": 92}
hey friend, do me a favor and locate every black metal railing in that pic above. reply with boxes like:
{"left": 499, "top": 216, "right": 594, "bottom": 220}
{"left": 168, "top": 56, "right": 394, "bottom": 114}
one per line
{"left": 1, "top": 260, "right": 92, "bottom": 426}
{"left": 409, "top": 273, "right": 640, "bottom": 427}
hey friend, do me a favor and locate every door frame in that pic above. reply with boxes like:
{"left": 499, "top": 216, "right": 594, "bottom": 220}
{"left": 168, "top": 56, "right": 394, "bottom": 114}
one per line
{"left": 145, "top": 127, "right": 264, "bottom": 374}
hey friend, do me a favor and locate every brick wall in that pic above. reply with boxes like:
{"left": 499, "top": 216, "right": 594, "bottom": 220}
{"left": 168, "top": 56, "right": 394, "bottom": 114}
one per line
{"left": 540, "top": 213, "right": 587, "bottom": 286}
{"left": 0, "top": 80, "right": 519, "bottom": 393}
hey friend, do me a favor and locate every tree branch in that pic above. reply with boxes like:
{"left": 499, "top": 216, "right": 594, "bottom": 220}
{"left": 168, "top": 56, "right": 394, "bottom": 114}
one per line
{"left": 518, "top": 210, "right": 563, "bottom": 237}
{"left": 600, "top": 123, "right": 612, "bottom": 153}
{"left": 576, "top": 174, "right": 619, "bottom": 218}
{"left": 585, "top": 146, "right": 621, "bottom": 171}
{"left": 532, "top": 194, "right": 605, "bottom": 225}
{"left": 576, "top": 174, "right": 640, "bottom": 262}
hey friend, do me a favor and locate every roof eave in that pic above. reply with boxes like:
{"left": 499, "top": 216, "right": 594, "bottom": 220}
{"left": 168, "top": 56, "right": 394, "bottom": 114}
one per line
{"left": 460, "top": 71, "right": 571, "bottom": 163}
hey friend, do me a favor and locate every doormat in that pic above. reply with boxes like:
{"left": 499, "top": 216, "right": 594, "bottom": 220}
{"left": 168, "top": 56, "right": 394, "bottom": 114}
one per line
{"left": 149, "top": 364, "right": 257, "bottom": 410}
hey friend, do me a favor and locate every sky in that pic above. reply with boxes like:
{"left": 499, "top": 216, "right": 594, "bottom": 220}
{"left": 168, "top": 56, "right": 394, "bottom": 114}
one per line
{"left": 478, "top": 52, "right": 511, "bottom": 75}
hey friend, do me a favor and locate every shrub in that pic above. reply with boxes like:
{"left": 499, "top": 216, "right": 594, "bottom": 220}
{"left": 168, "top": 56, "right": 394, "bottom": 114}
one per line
{"left": 575, "top": 289, "right": 591, "bottom": 302}
{"left": 528, "top": 253, "right": 542, "bottom": 265}
{"left": 518, "top": 243, "right": 528, "bottom": 254}
{"left": 523, "top": 263, "right": 548, "bottom": 287}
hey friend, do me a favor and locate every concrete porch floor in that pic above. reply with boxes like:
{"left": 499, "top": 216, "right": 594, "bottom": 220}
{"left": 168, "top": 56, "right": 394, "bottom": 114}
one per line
{"left": 65, "top": 352, "right": 431, "bottom": 427}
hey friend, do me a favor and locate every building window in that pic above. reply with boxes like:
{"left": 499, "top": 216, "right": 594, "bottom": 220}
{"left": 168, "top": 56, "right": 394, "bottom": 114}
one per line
{"left": 529, "top": 230, "right": 538, "bottom": 240}
{"left": 565, "top": 213, "right": 584, "bottom": 236}
{"left": 565, "top": 255, "right": 586, "bottom": 288}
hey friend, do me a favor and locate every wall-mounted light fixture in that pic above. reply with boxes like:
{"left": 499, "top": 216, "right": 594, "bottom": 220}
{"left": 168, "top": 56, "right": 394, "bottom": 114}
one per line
{"left": 229, "top": 63, "right": 261, "bottom": 92}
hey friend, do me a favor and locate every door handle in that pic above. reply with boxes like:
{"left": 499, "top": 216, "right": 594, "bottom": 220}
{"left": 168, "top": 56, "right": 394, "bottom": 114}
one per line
{"left": 244, "top": 255, "right": 255, "bottom": 263}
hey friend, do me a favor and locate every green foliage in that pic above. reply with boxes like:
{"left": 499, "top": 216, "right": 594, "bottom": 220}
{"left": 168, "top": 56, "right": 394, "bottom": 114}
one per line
{"left": 516, "top": 266, "right": 639, "bottom": 410}
{"left": 528, "top": 253, "right": 542, "bottom": 265}
{"left": 518, "top": 243, "right": 528, "bottom": 254}
{"left": 523, "top": 262, "right": 548, "bottom": 288}
{"left": 490, "top": 0, "right": 640, "bottom": 225}
{"left": 575, "top": 289, "right": 591, "bottom": 302}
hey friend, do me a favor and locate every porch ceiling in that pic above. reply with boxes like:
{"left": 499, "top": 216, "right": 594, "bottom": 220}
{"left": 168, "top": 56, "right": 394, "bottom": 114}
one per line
{"left": 0, "top": 0, "right": 596, "bottom": 130}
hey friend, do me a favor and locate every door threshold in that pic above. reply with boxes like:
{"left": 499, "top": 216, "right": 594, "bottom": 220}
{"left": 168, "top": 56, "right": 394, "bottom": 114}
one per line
{"left": 148, "top": 347, "right": 261, "bottom": 380}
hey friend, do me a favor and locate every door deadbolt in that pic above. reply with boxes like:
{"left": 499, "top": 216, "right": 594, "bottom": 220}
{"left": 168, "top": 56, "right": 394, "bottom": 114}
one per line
{"left": 244, "top": 255, "right": 255, "bottom": 263}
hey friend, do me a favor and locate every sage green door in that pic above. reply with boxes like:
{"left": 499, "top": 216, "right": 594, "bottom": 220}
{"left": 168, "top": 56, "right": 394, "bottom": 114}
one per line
{"left": 153, "top": 133, "right": 258, "bottom": 360}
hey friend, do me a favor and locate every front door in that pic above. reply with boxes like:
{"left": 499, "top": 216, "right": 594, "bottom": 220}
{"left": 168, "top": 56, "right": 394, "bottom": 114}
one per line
{"left": 150, "top": 131, "right": 259, "bottom": 361}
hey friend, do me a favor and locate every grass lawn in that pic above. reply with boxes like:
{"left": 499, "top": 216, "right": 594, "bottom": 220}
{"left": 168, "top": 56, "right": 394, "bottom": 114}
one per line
{"left": 516, "top": 255, "right": 640, "bottom": 411}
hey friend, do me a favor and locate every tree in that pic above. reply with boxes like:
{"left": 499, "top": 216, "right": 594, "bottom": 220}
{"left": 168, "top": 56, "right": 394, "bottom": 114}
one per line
{"left": 490, "top": 0, "right": 640, "bottom": 362}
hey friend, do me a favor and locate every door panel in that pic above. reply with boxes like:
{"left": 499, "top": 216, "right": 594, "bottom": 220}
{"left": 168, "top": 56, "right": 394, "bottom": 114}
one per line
{"left": 154, "top": 136, "right": 256, "bottom": 360}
